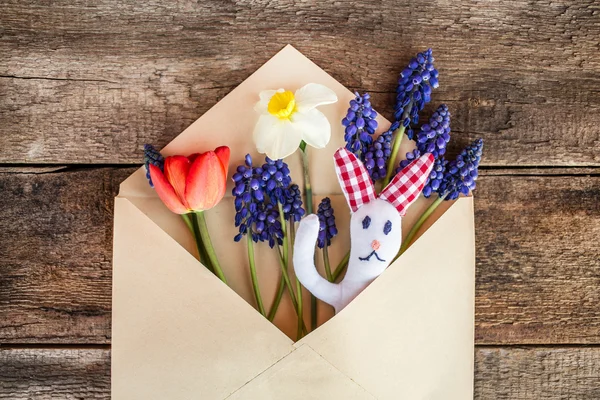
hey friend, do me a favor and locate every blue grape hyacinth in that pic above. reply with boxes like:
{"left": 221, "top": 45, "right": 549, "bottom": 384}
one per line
{"left": 438, "top": 139, "right": 484, "bottom": 200}
{"left": 398, "top": 148, "right": 422, "bottom": 169}
{"left": 422, "top": 157, "right": 447, "bottom": 198}
{"left": 143, "top": 144, "right": 164, "bottom": 187}
{"left": 416, "top": 104, "right": 451, "bottom": 159}
{"left": 232, "top": 154, "right": 284, "bottom": 248}
{"left": 316, "top": 197, "right": 338, "bottom": 248}
{"left": 364, "top": 124, "right": 396, "bottom": 182}
{"left": 281, "top": 184, "right": 306, "bottom": 222}
{"left": 394, "top": 48, "right": 438, "bottom": 140}
{"left": 342, "top": 92, "right": 379, "bottom": 156}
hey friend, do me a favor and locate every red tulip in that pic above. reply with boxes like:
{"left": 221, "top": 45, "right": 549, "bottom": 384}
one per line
{"left": 149, "top": 146, "right": 230, "bottom": 214}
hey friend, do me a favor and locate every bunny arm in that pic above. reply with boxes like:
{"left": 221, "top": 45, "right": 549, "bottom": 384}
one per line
{"left": 293, "top": 215, "right": 343, "bottom": 310}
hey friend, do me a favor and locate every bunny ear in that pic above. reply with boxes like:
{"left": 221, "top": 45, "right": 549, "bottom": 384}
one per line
{"left": 379, "top": 153, "right": 435, "bottom": 216}
{"left": 334, "top": 148, "right": 376, "bottom": 213}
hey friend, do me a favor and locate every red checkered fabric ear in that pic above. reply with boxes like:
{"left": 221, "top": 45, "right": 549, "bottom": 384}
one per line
{"left": 334, "top": 148, "right": 376, "bottom": 213}
{"left": 379, "top": 153, "right": 435, "bottom": 216}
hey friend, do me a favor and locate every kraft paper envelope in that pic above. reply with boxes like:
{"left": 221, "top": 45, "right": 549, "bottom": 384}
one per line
{"left": 112, "top": 45, "right": 475, "bottom": 399}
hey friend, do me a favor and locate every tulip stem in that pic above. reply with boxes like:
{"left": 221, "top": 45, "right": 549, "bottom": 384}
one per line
{"left": 395, "top": 195, "right": 445, "bottom": 261}
{"left": 382, "top": 125, "right": 406, "bottom": 187}
{"left": 299, "top": 141, "right": 317, "bottom": 331}
{"left": 183, "top": 214, "right": 211, "bottom": 269}
{"left": 247, "top": 234, "right": 266, "bottom": 317}
{"left": 194, "top": 211, "right": 227, "bottom": 284}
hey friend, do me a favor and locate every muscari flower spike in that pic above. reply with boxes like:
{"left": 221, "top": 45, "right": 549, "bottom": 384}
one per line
{"left": 394, "top": 48, "right": 438, "bottom": 140}
{"left": 316, "top": 197, "right": 338, "bottom": 249}
{"left": 281, "top": 184, "right": 306, "bottom": 222}
{"left": 416, "top": 104, "right": 451, "bottom": 159}
{"left": 363, "top": 123, "right": 397, "bottom": 181}
{"left": 342, "top": 92, "right": 379, "bottom": 156}
{"left": 232, "top": 154, "right": 284, "bottom": 248}
{"left": 438, "top": 139, "right": 484, "bottom": 200}
{"left": 143, "top": 144, "right": 164, "bottom": 187}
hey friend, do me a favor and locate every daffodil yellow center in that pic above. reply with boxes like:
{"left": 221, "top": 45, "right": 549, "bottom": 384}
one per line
{"left": 268, "top": 91, "right": 296, "bottom": 120}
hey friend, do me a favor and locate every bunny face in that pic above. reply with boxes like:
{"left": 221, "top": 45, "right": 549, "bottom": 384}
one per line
{"left": 349, "top": 198, "right": 402, "bottom": 277}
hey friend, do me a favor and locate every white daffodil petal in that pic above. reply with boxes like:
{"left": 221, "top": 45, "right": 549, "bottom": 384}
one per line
{"left": 294, "top": 83, "right": 338, "bottom": 112}
{"left": 291, "top": 109, "right": 331, "bottom": 149}
{"left": 254, "top": 89, "right": 279, "bottom": 113}
{"left": 253, "top": 115, "right": 303, "bottom": 159}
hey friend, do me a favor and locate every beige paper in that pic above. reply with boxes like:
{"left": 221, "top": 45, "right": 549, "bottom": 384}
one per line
{"left": 112, "top": 45, "right": 475, "bottom": 399}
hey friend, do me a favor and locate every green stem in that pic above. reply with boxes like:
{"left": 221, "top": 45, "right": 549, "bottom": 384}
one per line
{"left": 382, "top": 125, "right": 406, "bottom": 187}
{"left": 278, "top": 204, "right": 288, "bottom": 266}
{"left": 194, "top": 211, "right": 227, "bottom": 284}
{"left": 247, "top": 234, "right": 266, "bottom": 317}
{"left": 296, "top": 278, "right": 304, "bottom": 340}
{"left": 323, "top": 245, "right": 333, "bottom": 282}
{"left": 268, "top": 216, "right": 297, "bottom": 322}
{"left": 181, "top": 213, "right": 193, "bottom": 232}
{"left": 183, "top": 214, "right": 210, "bottom": 268}
{"left": 396, "top": 196, "right": 445, "bottom": 260}
{"left": 332, "top": 251, "right": 350, "bottom": 282}
{"left": 299, "top": 141, "right": 317, "bottom": 331}
{"left": 268, "top": 277, "right": 285, "bottom": 321}
{"left": 287, "top": 220, "right": 304, "bottom": 340}
{"left": 276, "top": 249, "right": 307, "bottom": 335}
{"left": 276, "top": 248, "right": 298, "bottom": 309}
{"left": 188, "top": 213, "right": 214, "bottom": 273}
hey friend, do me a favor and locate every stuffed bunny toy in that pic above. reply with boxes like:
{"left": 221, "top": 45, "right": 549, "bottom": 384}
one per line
{"left": 294, "top": 148, "right": 434, "bottom": 313}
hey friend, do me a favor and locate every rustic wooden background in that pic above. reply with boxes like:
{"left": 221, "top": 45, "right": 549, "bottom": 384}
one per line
{"left": 1, "top": 0, "right": 599, "bottom": 398}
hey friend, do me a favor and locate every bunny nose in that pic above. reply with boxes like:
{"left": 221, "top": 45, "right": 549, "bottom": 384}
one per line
{"left": 371, "top": 240, "right": 381, "bottom": 251}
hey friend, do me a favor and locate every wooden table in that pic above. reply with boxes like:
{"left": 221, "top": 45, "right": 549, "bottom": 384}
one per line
{"left": 1, "top": 1, "right": 599, "bottom": 398}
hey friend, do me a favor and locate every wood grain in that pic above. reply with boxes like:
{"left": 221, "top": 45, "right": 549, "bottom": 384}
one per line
{"left": 1, "top": 0, "right": 599, "bottom": 165}
{"left": 1, "top": 346, "right": 599, "bottom": 399}
{"left": 0, "top": 167, "right": 132, "bottom": 343}
{"left": 0, "top": 167, "right": 598, "bottom": 344}
{"left": 0, "top": 348, "right": 110, "bottom": 399}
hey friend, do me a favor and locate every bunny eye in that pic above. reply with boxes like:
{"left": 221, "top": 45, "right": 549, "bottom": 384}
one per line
{"left": 362, "top": 216, "right": 371, "bottom": 229}
{"left": 384, "top": 220, "right": 392, "bottom": 235}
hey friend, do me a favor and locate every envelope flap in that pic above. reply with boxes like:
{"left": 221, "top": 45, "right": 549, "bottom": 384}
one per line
{"left": 299, "top": 197, "right": 475, "bottom": 399}
{"left": 112, "top": 198, "right": 294, "bottom": 400}
{"left": 118, "top": 44, "right": 419, "bottom": 199}
{"left": 226, "top": 345, "right": 376, "bottom": 400}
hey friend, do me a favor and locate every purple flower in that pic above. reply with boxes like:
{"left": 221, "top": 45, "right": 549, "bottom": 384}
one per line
{"left": 143, "top": 144, "right": 164, "bottom": 188}
{"left": 232, "top": 154, "right": 284, "bottom": 247}
{"left": 232, "top": 155, "right": 305, "bottom": 247}
{"left": 316, "top": 197, "right": 338, "bottom": 248}
{"left": 342, "top": 92, "right": 378, "bottom": 156}
{"left": 363, "top": 127, "right": 395, "bottom": 182}
{"left": 438, "top": 139, "right": 483, "bottom": 200}
{"left": 394, "top": 49, "right": 438, "bottom": 140}
{"left": 416, "top": 104, "right": 451, "bottom": 159}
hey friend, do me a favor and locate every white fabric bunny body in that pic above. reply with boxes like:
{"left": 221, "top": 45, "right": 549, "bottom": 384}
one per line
{"left": 294, "top": 148, "right": 434, "bottom": 313}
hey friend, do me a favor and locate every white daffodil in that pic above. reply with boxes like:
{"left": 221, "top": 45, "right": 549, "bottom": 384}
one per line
{"left": 253, "top": 83, "right": 338, "bottom": 160}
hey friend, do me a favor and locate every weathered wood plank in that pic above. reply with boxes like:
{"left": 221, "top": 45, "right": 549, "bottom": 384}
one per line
{"left": 0, "top": 168, "right": 598, "bottom": 344}
{"left": 475, "top": 174, "right": 600, "bottom": 344}
{"left": 0, "top": 167, "right": 132, "bottom": 343}
{"left": 0, "top": 348, "right": 110, "bottom": 399}
{"left": 1, "top": 0, "right": 599, "bottom": 165}
{"left": 0, "top": 347, "right": 598, "bottom": 399}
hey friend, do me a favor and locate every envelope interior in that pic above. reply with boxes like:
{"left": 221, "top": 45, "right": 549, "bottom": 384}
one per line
{"left": 117, "top": 44, "right": 459, "bottom": 339}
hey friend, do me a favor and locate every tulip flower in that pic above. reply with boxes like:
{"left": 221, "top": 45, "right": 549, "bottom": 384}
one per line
{"left": 148, "top": 146, "right": 230, "bottom": 284}
{"left": 148, "top": 146, "right": 230, "bottom": 215}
